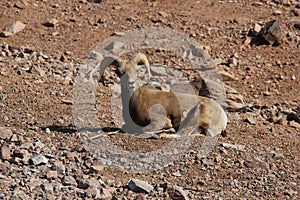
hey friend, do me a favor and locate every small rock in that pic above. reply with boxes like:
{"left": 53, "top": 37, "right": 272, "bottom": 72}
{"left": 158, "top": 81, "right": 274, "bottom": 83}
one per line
{"left": 201, "top": 158, "right": 214, "bottom": 166}
{"left": 172, "top": 171, "right": 182, "bottom": 177}
{"left": 244, "top": 157, "right": 267, "bottom": 170}
{"left": 167, "top": 185, "right": 189, "bottom": 200}
{"left": 100, "top": 188, "right": 113, "bottom": 200}
{"left": 253, "top": 23, "right": 262, "bottom": 34}
{"left": 289, "top": 121, "right": 300, "bottom": 129}
{"left": 46, "top": 170, "right": 58, "bottom": 180}
{"left": 136, "top": 194, "right": 147, "bottom": 200}
{"left": 0, "top": 144, "right": 11, "bottom": 160}
{"left": 29, "top": 154, "right": 48, "bottom": 165}
{"left": 112, "top": 31, "right": 126, "bottom": 36}
{"left": 0, "top": 179, "right": 14, "bottom": 190}
{"left": 219, "top": 70, "right": 237, "bottom": 80}
{"left": 91, "top": 163, "right": 105, "bottom": 173}
{"left": 294, "top": 23, "right": 300, "bottom": 30}
{"left": 34, "top": 141, "right": 45, "bottom": 149}
{"left": 85, "top": 187, "right": 100, "bottom": 198}
{"left": 45, "top": 128, "right": 51, "bottom": 134}
{"left": 62, "top": 175, "right": 77, "bottom": 186}
{"left": 52, "top": 31, "right": 59, "bottom": 36}
{"left": 228, "top": 57, "right": 238, "bottom": 67}
{"left": 78, "top": 178, "right": 100, "bottom": 189}
{"left": 0, "top": 127, "right": 13, "bottom": 140}
{"left": 53, "top": 160, "right": 65, "bottom": 175}
{"left": 14, "top": 0, "right": 28, "bottom": 9}
{"left": 127, "top": 179, "right": 154, "bottom": 194}
{"left": 30, "top": 65, "right": 45, "bottom": 76}
{"left": 0, "top": 31, "right": 13, "bottom": 37}
{"left": 0, "top": 93, "right": 7, "bottom": 101}
{"left": 243, "top": 36, "right": 252, "bottom": 46}
{"left": 284, "top": 189, "right": 298, "bottom": 197}
{"left": 43, "top": 18, "right": 60, "bottom": 27}
{"left": 244, "top": 117, "right": 256, "bottom": 125}
{"left": 292, "top": 9, "right": 299, "bottom": 16}
{"left": 12, "top": 149, "right": 28, "bottom": 159}
{"left": 10, "top": 134, "right": 22, "bottom": 143}
{"left": 272, "top": 152, "right": 284, "bottom": 159}
{"left": 158, "top": 11, "right": 168, "bottom": 18}
{"left": 272, "top": 9, "right": 283, "bottom": 15}
{"left": 221, "top": 143, "right": 245, "bottom": 151}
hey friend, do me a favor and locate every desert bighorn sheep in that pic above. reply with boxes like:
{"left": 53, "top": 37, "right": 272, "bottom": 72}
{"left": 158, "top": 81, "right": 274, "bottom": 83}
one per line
{"left": 101, "top": 53, "right": 228, "bottom": 137}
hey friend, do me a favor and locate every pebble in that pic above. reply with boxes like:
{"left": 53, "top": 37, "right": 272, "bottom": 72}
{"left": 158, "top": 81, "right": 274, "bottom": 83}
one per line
{"left": 127, "top": 179, "right": 154, "bottom": 194}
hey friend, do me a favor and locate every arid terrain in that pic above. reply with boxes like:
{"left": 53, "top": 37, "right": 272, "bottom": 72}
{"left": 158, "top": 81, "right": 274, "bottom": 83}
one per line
{"left": 0, "top": 0, "right": 299, "bottom": 199}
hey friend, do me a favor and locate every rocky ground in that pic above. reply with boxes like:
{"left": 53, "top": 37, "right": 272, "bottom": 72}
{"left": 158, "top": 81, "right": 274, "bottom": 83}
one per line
{"left": 0, "top": 0, "right": 299, "bottom": 199}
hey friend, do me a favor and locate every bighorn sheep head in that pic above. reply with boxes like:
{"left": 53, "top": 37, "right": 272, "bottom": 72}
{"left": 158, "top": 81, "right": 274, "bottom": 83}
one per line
{"left": 114, "top": 53, "right": 151, "bottom": 91}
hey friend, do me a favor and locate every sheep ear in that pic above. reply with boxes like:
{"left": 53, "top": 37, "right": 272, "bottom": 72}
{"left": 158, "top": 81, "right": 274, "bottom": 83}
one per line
{"left": 130, "top": 53, "right": 152, "bottom": 82}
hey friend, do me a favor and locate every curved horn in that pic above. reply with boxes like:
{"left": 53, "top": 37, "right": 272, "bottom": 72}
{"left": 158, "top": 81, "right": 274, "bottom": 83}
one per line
{"left": 130, "top": 53, "right": 152, "bottom": 82}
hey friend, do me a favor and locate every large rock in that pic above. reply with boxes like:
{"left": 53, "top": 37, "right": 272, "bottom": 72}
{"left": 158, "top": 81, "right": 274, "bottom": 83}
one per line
{"left": 259, "top": 20, "right": 285, "bottom": 45}
{"left": 29, "top": 154, "right": 48, "bottom": 165}
{"left": 0, "top": 21, "right": 26, "bottom": 37}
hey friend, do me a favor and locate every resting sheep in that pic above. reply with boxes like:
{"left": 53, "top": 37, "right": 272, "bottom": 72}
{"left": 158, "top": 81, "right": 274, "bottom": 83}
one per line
{"left": 102, "top": 53, "right": 228, "bottom": 137}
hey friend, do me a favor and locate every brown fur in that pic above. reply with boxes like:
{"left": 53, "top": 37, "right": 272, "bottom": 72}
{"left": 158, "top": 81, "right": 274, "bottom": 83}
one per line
{"left": 106, "top": 53, "right": 227, "bottom": 136}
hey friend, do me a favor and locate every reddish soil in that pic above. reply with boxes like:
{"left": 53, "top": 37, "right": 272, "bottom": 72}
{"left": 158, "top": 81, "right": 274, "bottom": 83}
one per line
{"left": 0, "top": 0, "right": 299, "bottom": 199}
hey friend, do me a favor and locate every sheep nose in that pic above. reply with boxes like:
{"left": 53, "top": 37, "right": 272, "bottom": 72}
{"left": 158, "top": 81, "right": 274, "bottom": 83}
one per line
{"left": 128, "top": 81, "right": 135, "bottom": 89}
